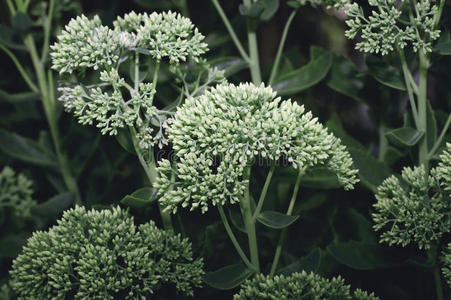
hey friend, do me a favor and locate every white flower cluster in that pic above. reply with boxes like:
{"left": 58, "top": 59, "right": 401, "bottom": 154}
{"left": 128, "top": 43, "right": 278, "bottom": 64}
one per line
{"left": 373, "top": 144, "right": 451, "bottom": 250}
{"left": 155, "top": 83, "right": 358, "bottom": 213}
{"left": 341, "top": 0, "right": 440, "bottom": 55}
{"left": 52, "top": 11, "right": 209, "bottom": 148}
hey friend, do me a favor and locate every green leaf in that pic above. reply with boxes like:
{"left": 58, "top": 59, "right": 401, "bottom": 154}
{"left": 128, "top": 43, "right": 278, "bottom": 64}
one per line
{"left": 12, "top": 12, "right": 33, "bottom": 32}
{"left": 326, "top": 55, "right": 364, "bottom": 102}
{"left": 300, "top": 168, "right": 341, "bottom": 189}
{"left": 327, "top": 241, "right": 399, "bottom": 270}
{"left": 115, "top": 128, "right": 136, "bottom": 155}
{"left": 347, "top": 208, "right": 377, "bottom": 244}
{"left": 348, "top": 147, "right": 391, "bottom": 192}
{"left": 32, "top": 192, "right": 74, "bottom": 218}
{"left": 0, "top": 129, "right": 57, "bottom": 167}
{"left": 256, "top": 210, "right": 299, "bottom": 229}
{"left": 259, "top": 0, "right": 279, "bottom": 21}
{"left": 272, "top": 50, "right": 332, "bottom": 96}
{"left": 210, "top": 56, "right": 248, "bottom": 78}
{"left": 278, "top": 248, "right": 321, "bottom": 275}
{"left": 0, "top": 92, "right": 38, "bottom": 105}
{"left": 203, "top": 264, "right": 254, "bottom": 290}
{"left": 385, "top": 127, "right": 424, "bottom": 147}
{"left": 295, "top": 193, "right": 327, "bottom": 213}
{"left": 287, "top": 0, "right": 301, "bottom": 8}
{"left": 120, "top": 187, "right": 157, "bottom": 209}
{"left": 383, "top": 146, "right": 404, "bottom": 167}
{"left": 434, "top": 41, "right": 451, "bottom": 55}
{"left": 229, "top": 209, "right": 247, "bottom": 233}
{"left": 365, "top": 55, "right": 405, "bottom": 91}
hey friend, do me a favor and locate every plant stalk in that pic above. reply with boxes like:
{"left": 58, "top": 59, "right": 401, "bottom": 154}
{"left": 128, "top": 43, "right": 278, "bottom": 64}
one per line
{"left": 252, "top": 162, "right": 275, "bottom": 220}
{"left": 268, "top": 10, "right": 297, "bottom": 85}
{"left": 418, "top": 51, "right": 429, "bottom": 171}
{"left": 246, "top": 20, "right": 262, "bottom": 85}
{"left": 240, "top": 167, "right": 260, "bottom": 272}
{"left": 269, "top": 167, "right": 305, "bottom": 276}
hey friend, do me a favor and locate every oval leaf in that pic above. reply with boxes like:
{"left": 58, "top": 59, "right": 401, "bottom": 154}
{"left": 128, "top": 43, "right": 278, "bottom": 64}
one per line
{"left": 385, "top": 127, "right": 424, "bottom": 147}
{"left": 121, "top": 187, "right": 157, "bottom": 209}
{"left": 278, "top": 248, "right": 321, "bottom": 275}
{"left": 327, "top": 241, "right": 399, "bottom": 270}
{"left": 0, "top": 129, "right": 57, "bottom": 167}
{"left": 32, "top": 192, "right": 74, "bottom": 218}
{"left": 273, "top": 51, "right": 332, "bottom": 96}
{"left": 434, "top": 41, "right": 451, "bottom": 55}
{"left": 115, "top": 129, "right": 136, "bottom": 155}
{"left": 365, "top": 55, "right": 405, "bottom": 91}
{"left": 229, "top": 209, "right": 247, "bottom": 233}
{"left": 210, "top": 56, "right": 248, "bottom": 78}
{"left": 203, "top": 264, "right": 254, "bottom": 290}
{"left": 257, "top": 211, "right": 299, "bottom": 229}
{"left": 326, "top": 55, "right": 365, "bottom": 102}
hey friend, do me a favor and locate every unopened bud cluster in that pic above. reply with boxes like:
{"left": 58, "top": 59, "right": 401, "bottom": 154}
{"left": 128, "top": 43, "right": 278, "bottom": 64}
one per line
{"left": 155, "top": 83, "right": 358, "bottom": 213}
{"left": 0, "top": 166, "right": 36, "bottom": 219}
{"left": 51, "top": 11, "right": 208, "bottom": 148}
{"left": 373, "top": 143, "right": 451, "bottom": 250}
{"left": 233, "top": 271, "right": 379, "bottom": 299}
{"left": 10, "top": 206, "right": 204, "bottom": 299}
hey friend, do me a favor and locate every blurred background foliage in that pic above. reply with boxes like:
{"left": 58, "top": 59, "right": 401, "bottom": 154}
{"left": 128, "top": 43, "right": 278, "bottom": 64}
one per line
{"left": 0, "top": 0, "right": 450, "bottom": 299}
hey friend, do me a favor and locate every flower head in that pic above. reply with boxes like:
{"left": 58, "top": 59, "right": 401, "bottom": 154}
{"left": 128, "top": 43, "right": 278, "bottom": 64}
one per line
{"left": 155, "top": 83, "right": 358, "bottom": 213}
{"left": 372, "top": 144, "right": 451, "bottom": 249}
{"left": 233, "top": 271, "right": 379, "bottom": 300}
{"left": 10, "top": 206, "right": 204, "bottom": 299}
{"left": 0, "top": 166, "right": 36, "bottom": 219}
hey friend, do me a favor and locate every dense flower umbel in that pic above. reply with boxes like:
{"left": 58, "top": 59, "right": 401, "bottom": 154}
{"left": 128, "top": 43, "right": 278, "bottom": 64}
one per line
{"left": 0, "top": 166, "right": 36, "bottom": 219}
{"left": 10, "top": 206, "right": 204, "bottom": 299}
{"left": 335, "top": 0, "right": 441, "bottom": 55}
{"left": 155, "top": 83, "right": 358, "bottom": 213}
{"left": 233, "top": 271, "right": 379, "bottom": 300}
{"left": 372, "top": 144, "right": 451, "bottom": 250}
{"left": 51, "top": 11, "right": 209, "bottom": 148}
{"left": 441, "top": 243, "right": 451, "bottom": 287}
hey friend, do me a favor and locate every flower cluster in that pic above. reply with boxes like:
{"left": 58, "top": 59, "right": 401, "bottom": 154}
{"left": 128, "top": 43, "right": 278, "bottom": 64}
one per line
{"left": 372, "top": 144, "right": 451, "bottom": 250}
{"left": 0, "top": 166, "right": 36, "bottom": 219}
{"left": 338, "top": 0, "right": 440, "bottom": 55}
{"left": 155, "top": 83, "right": 358, "bottom": 213}
{"left": 51, "top": 11, "right": 209, "bottom": 149}
{"left": 10, "top": 206, "right": 204, "bottom": 299}
{"left": 441, "top": 243, "right": 451, "bottom": 287}
{"left": 233, "top": 271, "right": 379, "bottom": 300}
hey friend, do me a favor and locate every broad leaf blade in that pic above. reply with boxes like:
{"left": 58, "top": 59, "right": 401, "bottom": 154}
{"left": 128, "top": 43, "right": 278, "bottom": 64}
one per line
{"left": 120, "top": 187, "right": 158, "bottom": 209}
{"left": 278, "top": 248, "right": 321, "bottom": 275}
{"left": 203, "top": 264, "right": 254, "bottom": 290}
{"left": 210, "top": 56, "right": 248, "bottom": 78}
{"left": 273, "top": 51, "right": 332, "bottom": 96}
{"left": 327, "top": 55, "right": 365, "bottom": 102}
{"left": 365, "top": 55, "right": 405, "bottom": 91}
{"left": 327, "top": 241, "right": 399, "bottom": 270}
{"left": 256, "top": 211, "right": 299, "bottom": 229}
{"left": 385, "top": 127, "right": 424, "bottom": 147}
{"left": 32, "top": 192, "right": 75, "bottom": 218}
{"left": 434, "top": 41, "right": 451, "bottom": 55}
{"left": 0, "top": 129, "right": 57, "bottom": 167}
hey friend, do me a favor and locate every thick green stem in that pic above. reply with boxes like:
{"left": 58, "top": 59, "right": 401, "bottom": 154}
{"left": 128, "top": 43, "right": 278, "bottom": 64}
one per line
{"left": 427, "top": 245, "right": 444, "bottom": 300}
{"left": 268, "top": 10, "right": 296, "bottom": 85}
{"left": 269, "top": 167, "right": 305, "bottom": 276}
{"left": 41, "top": 0, "right": 55, "bottom": 62}
{"left": 378, "top": 124, "right": 388, "bottom": 161}
{"left": 398, "top": 48, "right": 420, "bottom": 129}
{"left": 23, "top": 34, "right": 81, "bottom": 205}
{"left": 129, "top": 126, "right": 173, "bottom": 230}
{"left": 211, "top": 0, "right": 250, "bottom": 62}
{"left": 246, "top": 20, "right": 262, "bottom": 85}
{"left": 240, "top": 167, "right": 260, "bottom": 272}
{"left": 252, "top": 163, "right": 275, "bottom": 220}
{"left": 418, "top": 51, "right": 429, "bottom": 171}
{"left": 218, "top": 206, "right": 256, "bottom": 271}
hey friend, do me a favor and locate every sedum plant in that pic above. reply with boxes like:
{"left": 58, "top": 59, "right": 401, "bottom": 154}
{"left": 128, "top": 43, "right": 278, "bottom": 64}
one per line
{"left": 156, "top": 82, "right": 358, "bottom": 278}
{"left": 372, "top": 144, "right": 451, "bottom": 250}
{"left": 233, "top": 271, "right": 379, "bottom": 300}
{"left": 52, "top": 11, "right": 223, "bottom": 230}
{"left": 338, "top": 0, "right": 450, "bottom": 298}
{"left": 0, "top": 166, "right": 36, "bottom": 219}
{"left": 441, "top": 243, "right": 451, "bottom": 287}
{"left": 10, "top": 206, "right": 204, "bottom": 299}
